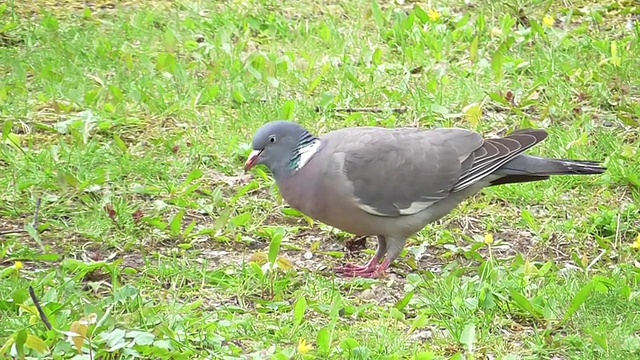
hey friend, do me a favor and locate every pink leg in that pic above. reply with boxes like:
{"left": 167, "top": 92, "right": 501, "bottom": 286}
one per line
{"left": 337, "top": 237, "right": 405, "bottom": 279}
{"left": 335, "top": 236, "right": 386, "bottom": 275}
{"left": 339, "top": 259, "right": 391, "bottom": 278}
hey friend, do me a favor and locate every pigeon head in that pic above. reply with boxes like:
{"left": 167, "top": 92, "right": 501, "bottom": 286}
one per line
{"left": 244, "top": 121, "right": 319, "bottom": 179}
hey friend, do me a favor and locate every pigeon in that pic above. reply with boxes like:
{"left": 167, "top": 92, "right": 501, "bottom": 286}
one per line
{"left": 244, "top": 121, "right": 606, "bottom": 278}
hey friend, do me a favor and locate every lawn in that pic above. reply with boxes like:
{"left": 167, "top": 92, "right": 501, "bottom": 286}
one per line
{"left": 1, "top": 0, "right": 639, "bottom": 358}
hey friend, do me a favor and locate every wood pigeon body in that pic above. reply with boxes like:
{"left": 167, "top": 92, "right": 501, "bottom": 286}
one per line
{"left": 244, "top": 121, "right": 606, "bottom": 278}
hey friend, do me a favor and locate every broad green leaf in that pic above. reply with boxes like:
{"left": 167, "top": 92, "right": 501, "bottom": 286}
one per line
{"left": 430, "top": 104, "right": 450, "bottom": 117}
{"left": 293, "top": 296, "right": 307, "bottom": 327}
{"left": 127, "top": 330, "right": 155, "bottom": 346}
{"left": 273, "top": 353, "right": 289, "bottom": 360}
{"left": 520, "top": 209, "right": 538, "bottom": 232}
{"left": 477, "top": 12, "right": 486, "bottom": 33}
{"left": 585, "top": 328, "right": 609, "bottom": 351}
{"left": 4, "top": 132, "right": 20, "bottom": 149}
{"left": 317, "top": 327, "right": 331, "bottom": 353}
{"left": 183, "top": 40, "right": 199, "bottom": 51}
{"left": 121, "top": 53, "right": 134, "bottom": 70}
{"left": 395, "top": 291, "right": 414, "bottom": 311}
{"left": 184, "top": 169, "right": 203, "bottom": 186}
{"left": 344, "top": 66, "right": 361, "bottom": 87}
{"left": 340, "top": 337, "right": 360, "bottom": 351}
{"left": 96, "top": 305, "right": 113, "bottom": 329}
{"left": 412, "top": 352, "right": 436, "bottom": 360}
{"left": 372, "top": 48, "right": 383, "bottom": 65}
{"left": 113, "top": 134, "right": 127, "bottom": 152}
{"left": 280, "top": 100, "right": 296, "bottom": 120}
{"left": 455, "top": 14, "right": 470, "bottom": 29}
{"left": 413, "top": 6, "right": 429, "bottom": 24}
{"left": 42, "top": 14, "right": 59, "bottom": 31}
{"left": 459, "top": 323, "right": 476, "bottom": 352}
{"left": 268, "top": 227, "right": 285, "bottom": 265}
{"left": 15, "top": 329, "right": 27, "bottom": 358}
{"left": 370, "top": 0, "right": 385, "bottom": 28}
{"left": 389, "top": 307, "right": 405, "bottom": 322}
{"left": 108, "top": 85, "right": 124, "bottom": 103}
{"left": 491, "top": 49, "right": 504, "bottom": 82}
{"left": 2, "top": 120, "right": 12, "bottom": 140}
{"left": 249, "top": 261, "right": 264, "bottom": 279}
{"left": 611, "top": 41, "right": 620, "bottom": 67}
{"left": 408, "top": 312, "right": 429, "bottom": 333}
{"left": 509, "top": 290, "right": 536, "bottom": 316}
{"left": 487, "top": 92, "right": 510, "bottom": 106}
{"left": 530, "top": 19, "right": 544, "bottom": 37}
{"left": 281, "top": 208, "right": 304, "bottom": 217}
{"left": 156, "top": 53, "right": 177, "bottom": 74}
{"left": 182, "top": 220, "right": 197, "bottom": 238}
{"left": 318, "top": 23, "right": 331, "bottom": 42}
{"left": 329, "top": 295, "right": 342, "bottom": 320}
{"left": 0, "top": 266, "right": 17, "bottom": 279}
{"left": 564, "top": 281, "right": 594, "bottom": 322}
{"left": 0, "top": 86, "right": 7, "bottom": 105}
{"left": 25, "top": 224, "right": 45, "bottom": 252}
{"left": 469, "top": 36, "right": 479, "bottom": 63}
{"left": 231, "top": 87, "right": 247, "bottom": 104}
{"left": 103, "top": 328, "right": 126, "bottom": 350}
{"left": 169, "top": 210, "right": 185, "bottom": 237}
{"left": 230, "top": 212, "right": 252, "bottom": 228}
{"left": 213, "top": 207, "right": 232, "bottom": 231}
{"left": 163, "top": 29, "right": 177, "bottom": 52}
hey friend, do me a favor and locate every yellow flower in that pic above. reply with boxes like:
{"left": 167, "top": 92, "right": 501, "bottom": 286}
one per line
{"left": 428, "top": 9, "right": 441, "bottom": 22}
{"left": 632, "top": 234, "right": 640, "bottom": 250}
{"left": 15, "top": 261, "right": 23, "bottom": 271}
{"left": 542, "top": 15, "right": 554, "bottom": 28}
{"left": 297, "top": 338, "right": 314, "bottom": 355}
{"left": 484, "top": 233, "right": 494, "bottom": 246}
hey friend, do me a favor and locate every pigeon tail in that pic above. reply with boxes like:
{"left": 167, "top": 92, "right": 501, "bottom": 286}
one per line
{"left": 489, "top": 155, "right": 606, "bottom": 186}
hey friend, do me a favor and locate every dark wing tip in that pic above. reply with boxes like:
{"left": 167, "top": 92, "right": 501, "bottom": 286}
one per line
{"left": 509, "top": 128, "right": 549, "bottom": 142}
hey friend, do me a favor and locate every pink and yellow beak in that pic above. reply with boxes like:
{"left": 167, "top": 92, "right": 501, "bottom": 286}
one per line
{"left": 244, "top": 150, "right": 262, "bottom": 171}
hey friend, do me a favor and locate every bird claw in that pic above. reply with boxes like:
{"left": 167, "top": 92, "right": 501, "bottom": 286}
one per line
{"left": 338, "top": 267, "right": 387, "bottom": 278}
{"left": 335, "top": 264, "right": 386, "bottom": 278}
{"left": 335, "top": 263, "right": 368, "bottom": 273}
{"left": 335, "top": 259, "right": 391, "bottom": 278}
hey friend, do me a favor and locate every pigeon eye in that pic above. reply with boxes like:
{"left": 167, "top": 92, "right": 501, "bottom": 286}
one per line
{"left": 268, "top": 135, "right": 277, "bottom": 143}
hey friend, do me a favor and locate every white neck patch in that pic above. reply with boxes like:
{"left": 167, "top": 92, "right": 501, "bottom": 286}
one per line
{"left": 296, "top": 140, "right": 321, "bottom": 170}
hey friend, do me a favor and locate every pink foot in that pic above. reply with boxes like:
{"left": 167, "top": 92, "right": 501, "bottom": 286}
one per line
{"left": 335, "top": 257, "right": 380, "bottom": 274}
{"left": 335, "top": 263, "right": 372, "bottom": 273}
{"left": 336, "top": 266, "right": 377, "bottom": 275}
{"left": 338, "top": 260, "right": 390, "bottom": 278}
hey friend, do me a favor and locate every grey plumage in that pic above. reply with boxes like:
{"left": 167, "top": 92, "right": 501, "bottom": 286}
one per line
{"left": 244, "top": 121, "right": 606, "bottom": 278}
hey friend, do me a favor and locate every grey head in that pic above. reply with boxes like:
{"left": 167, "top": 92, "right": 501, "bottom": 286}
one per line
{"left": 244, "top": 121, "right": 320, "bottom": 181}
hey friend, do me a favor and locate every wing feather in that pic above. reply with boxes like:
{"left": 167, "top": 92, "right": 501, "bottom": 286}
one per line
{"left": 452, "top": 130, "right": 547, "bottom": 191}
{"left": 323, "top": 127, "right": 548, "bottom": 217}
{"left": 325, "top": 127, "right": 483, "bottom": 217}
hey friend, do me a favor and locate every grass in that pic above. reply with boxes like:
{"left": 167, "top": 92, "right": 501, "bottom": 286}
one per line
{"left": 1, "top": 0, "right": 639, "bottom": 358}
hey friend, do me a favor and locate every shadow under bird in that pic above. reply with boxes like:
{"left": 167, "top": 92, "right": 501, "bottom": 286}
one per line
{"left": 244, "top": 121, "right": 606, "bottom": 278}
